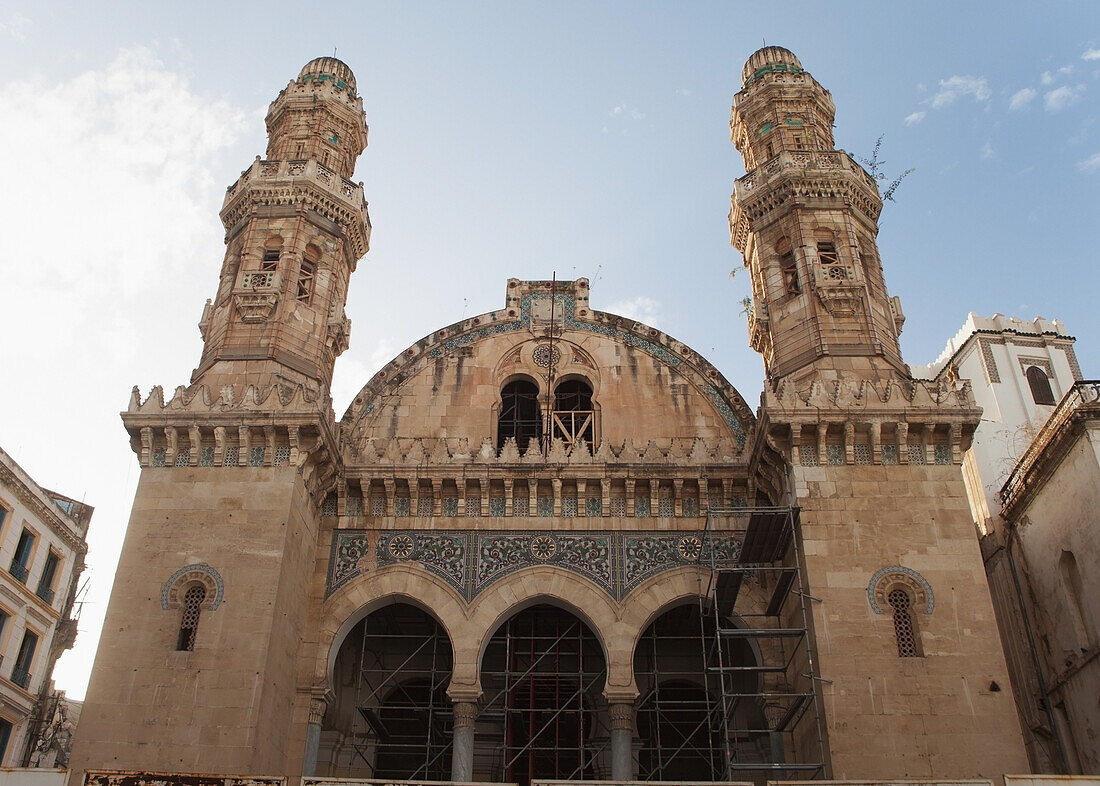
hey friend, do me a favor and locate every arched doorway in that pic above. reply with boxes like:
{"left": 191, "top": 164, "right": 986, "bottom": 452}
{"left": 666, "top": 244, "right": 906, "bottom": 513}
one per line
{"left": 634, "top": 603, "right": 770, "bottom": 780}
{"left": 478, "top": 604, "right": 608, "bottom": 784}
{"left": 320, "top": 603, "right": 453, "bottom": 779}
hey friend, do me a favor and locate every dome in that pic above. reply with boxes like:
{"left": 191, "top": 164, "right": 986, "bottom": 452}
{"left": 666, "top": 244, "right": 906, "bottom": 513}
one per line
{"left": 298, "top": 56, "right": 357, "bottom": 92}
{"left": 741, "top": 46, "right": 803, "bottom": 86}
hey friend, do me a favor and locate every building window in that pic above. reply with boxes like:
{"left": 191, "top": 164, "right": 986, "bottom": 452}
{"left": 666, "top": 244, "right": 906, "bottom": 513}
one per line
{"left": 498, "top": 379, "right": 541, "bottom": 453}
{"left": 0, "top": 502, "right": 8, "bottom": 533}
{"left": 297, "top": 260, "right": 315, "bottom": 303}
{"left": 12, "top": 630, "right": 38, "bottom": 688}
{"left": 776, "top": 237, "right": 799, "bottom": 295}
{"left": 177, "top": 585, "right": 206, "bottom": 652}
{"left": 817, "top": 241, "right": 839, "bottom": 266}
{"left": 888, "top": 588, "right": 920, "bottom": 657}
{"left": 36, "top": 551, "right": 60, "bottom": 605}
{"left": 1026, "top": 366, "right": 1056, "bottom": 405}
{"left": 1059, "top": 550, "right": 1091, "bottom": 650}
{"left": 261, "top": 249, "right": 279, "bottom": 272}
{"left": 552, "top": 379, "right": 595, "bottom": 453}
{"left": 9, "top": 530, "right": 34, "bottom": 584}
{"left": 0, "top": 718, "right": 11, "bottom": 765}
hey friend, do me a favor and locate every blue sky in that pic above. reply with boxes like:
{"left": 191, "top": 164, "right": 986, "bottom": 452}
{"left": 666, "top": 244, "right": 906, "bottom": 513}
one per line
{"left": 0, "top": 1, "right": 1096, "bottom": 697}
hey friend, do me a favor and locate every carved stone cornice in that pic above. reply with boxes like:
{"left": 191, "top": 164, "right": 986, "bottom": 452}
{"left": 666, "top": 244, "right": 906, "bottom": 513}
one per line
{"left": 233, "top": 292, "right": 278, "bottom": 323}
{"left": 0, "top": 460, "right": 88, "bottom": 553}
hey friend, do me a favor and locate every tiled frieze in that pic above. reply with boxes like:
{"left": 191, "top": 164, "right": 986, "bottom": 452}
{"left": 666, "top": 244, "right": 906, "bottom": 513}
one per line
{"left": 327, "top": 528, "right": 745, "bottom": 600}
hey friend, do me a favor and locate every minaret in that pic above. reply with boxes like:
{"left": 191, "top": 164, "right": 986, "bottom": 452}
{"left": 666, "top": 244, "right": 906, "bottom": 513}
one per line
{"left": 733, "top": 48, "right": 1029, "bottom": 780}
{"left": 196, "top": 56, "right": 370, "bottom": 398}
{"left": 730, "top": 46, "right": 905, "bottom": 387}
{"left": 69, "top": 58, "right": 367, "bottom": 781}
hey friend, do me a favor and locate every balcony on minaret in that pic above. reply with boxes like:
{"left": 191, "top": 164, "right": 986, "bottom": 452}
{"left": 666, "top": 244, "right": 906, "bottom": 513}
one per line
{"left": 223, "top": 157, "right": 367, "bottom": 214}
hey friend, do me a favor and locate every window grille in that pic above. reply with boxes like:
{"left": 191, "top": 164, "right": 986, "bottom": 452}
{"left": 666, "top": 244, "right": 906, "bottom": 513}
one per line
{"left": 853, "top": 443, "right": 871, "bottom": 465}
{"left": 658, "top": 497, "right": 674, "bottom": 518}
{"left": 562, "top": 496, "right": 577, "bottom": 517}
{"left": 273, "top": 446, "right": 291, "bottom": 466}
{"left": 489, "top": 497, "right": 505, "bottom": 517}
{"left": 321, "top": 494, "right": 338, "bottom": 516}
{"left": 682, "top": 497, "right": 698, "bottom": 517}
{"left": 177, "top": 585, "right": 206, "bottom": 652}
{"left": 395, "top": 497, "right": 410, "bottom": 517}
{"left": 223, "top": 447, "right": 239, "bottom": 467}
{"left": 907, "top": 443, "right": 925, "bottom": 464}
{"left": 513, "top": 497, "right": 530, "bottom": 517}
{"left": 609, "top": 497, "right": 626, "bottom": 517}
{"left": 174, "top": 449, "right": 191, "bottom": 467}
{"left": 152, "top": 448, "right": 166, "bottom": 467}
{"left": 801, "top": 442, "right": 819, "bottom": 466}
{"left": 347, "top": 496, "right": 362, "bottom": 517}
{"left": 635, "top": 497, "right": 651, "bottom": 518}
{"left": 888, "top": 588, "right": 919, "bottom": 657}
{"left": 249, "top": 446, "right": 265, "bottom": 467}
{"left": 881, "top": 444, "right": 898, "bottom": 465}
{"left": 827, "top": 444, "right": 844, "bottom": 465}
{"left": 466, "top": 496, "right": 482, "bottom": 517}
{"left": 371, "top": 496, "right": 386, "bottom": 517}
{"left": 442, "top": 497, "right": 458, "bottom": 517}
{"left": 587, "top": 497, "right": 603, "bottom": 517}
{"left": 417, "top": 497, "right": 434, "bottom": 517}
{"left": 934, "top": 444, "right": 950, "bottom": 465}
{"left": 537, "top": 497, "right": 553, "bottom": 517}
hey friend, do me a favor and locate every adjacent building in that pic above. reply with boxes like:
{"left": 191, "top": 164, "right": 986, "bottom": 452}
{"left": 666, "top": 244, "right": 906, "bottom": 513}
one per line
{"left": 0, "top": 446, "right": 90, "bottom": 768}
{"left": 71, "top": 48, "right": 1034, "bottom": 784}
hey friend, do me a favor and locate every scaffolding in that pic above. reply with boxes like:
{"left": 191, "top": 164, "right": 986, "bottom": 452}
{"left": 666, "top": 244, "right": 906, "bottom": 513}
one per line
{"left": 701, "top": 505, "right": 827, "bottom": 781}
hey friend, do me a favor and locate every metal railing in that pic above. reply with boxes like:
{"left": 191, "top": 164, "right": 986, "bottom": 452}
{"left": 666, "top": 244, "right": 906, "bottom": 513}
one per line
{"left": 11, "top": 665, "right": 30, "bottom": 689}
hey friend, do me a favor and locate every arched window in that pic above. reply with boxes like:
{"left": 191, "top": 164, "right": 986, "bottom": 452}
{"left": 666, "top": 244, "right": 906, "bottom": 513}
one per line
{"left": 1026, "top": 366, "right": 1056, "bottom": 405}
{"left": 177, "top": 584, "right": 206, "bottom": 651}
{"left": 888, "top": 588, "right": 920, "bottom": 657}
{"left": 497, "top": 380, "right": 541, "bottom": 452}
{"left": 552, "top": 380, "right": 595, "bottom": 453}
{"left": 776, "top": 237, "right": 799, "bottom": 295}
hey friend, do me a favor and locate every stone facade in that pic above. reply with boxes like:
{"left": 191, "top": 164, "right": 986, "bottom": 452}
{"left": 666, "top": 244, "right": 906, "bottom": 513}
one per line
{"left": 71, "top": 48, "right": 1034, "bottom": 785}
{"left": 0, "top": 446, "right": 90, "bottom": 768}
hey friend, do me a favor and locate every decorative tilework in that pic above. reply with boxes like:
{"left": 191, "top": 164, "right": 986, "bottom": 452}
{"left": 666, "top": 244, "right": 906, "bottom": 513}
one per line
{"left": 249, "top": 446, "right": 265, "bottom": 467}
{"left": 326, "top": 529, "right": 748, "bottom": 600}
{"left": 635, "top": 497, "right": 651, "bottom": 518}
{"left": 682, "top": 497, "right": 698, "bottom": 517}
{"left": 395, "top": 497, "right": 410, "bottom": 517}
{"left": 978, "top": 337, "right": 1002, "bottom": 384}
{"left": 174, "top": 449, "right": 191, "bottom": 467}
{"left": 826, "top": 444, "right": 844, "bottom": 465}
{"left": 537, "top": 496, "right": 553, "bottom": 517}
{"left": 328, "top": 532, "right": 370, "bottom": 594}
{"left": 152, "top": 448, "right": 166, "bottom": 467}
{"left": 562, "top": 497, "right": 577, "bottom": 517}
{"left": 161, "top": 563, "right": 225, "bottom": 610}
{"left": 934, "top": 444, "right": 951, "bottom": 465}
{"left": 881, "top": 444, "right": 898, "bottom": 465}
{"left": 489, "top": 496, "right": 506, "bottom": 516}
{"left": 347, "top": 496, "right": 362, "bottom": 517}
{"left": 443, "top": 497, "right": 458, "bottom": 517}
{"left": 587, "top": 497, "right": 602, "bottom": 517}
{"left": 867, "top": 564, "right": 935, "bottom": 614}
{"left": 199, "top": 446, "right": 214, "bottom": 467}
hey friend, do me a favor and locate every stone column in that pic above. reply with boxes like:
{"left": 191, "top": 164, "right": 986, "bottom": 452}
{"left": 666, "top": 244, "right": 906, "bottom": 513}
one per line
{"left": 608, "top": 700, "right": 634, "bottom": 781}
{"left": 302, "top": 691, "right": 330, "bottom": 776}
{"left": 451, "top": 700, "right": 478, "bottom": 782}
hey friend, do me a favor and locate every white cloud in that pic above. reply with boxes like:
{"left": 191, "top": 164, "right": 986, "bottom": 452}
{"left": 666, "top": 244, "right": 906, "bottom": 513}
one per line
{"left": 606, "top": 296, "right": 662, "bottom": 328}
{"left": 980, "top": 141, "right": 995, "bottom": 160}
{"left": 610, "top": 103, "right": 625, "bottom": 116}
{"left": 1040, "top": 71, "right": 1055, "bottom": 85}
{"left": 675, "top": 88, "right": 692, "bottom": 97}
{"left": 1045, "top": 84, "right": 1084, "bottom": 111}
{"left": 1083, "top": 48, "right": 1100, "bottom": 61}
{"left": 0, "top": 46, "right": 251, "bottom": 699}
{"left": 608, "top": 103, "right": 645, "bottom": 120}
{"left": 905, "top": 111, "right": 926, "bottom": 125}
{"left": 931, "top": 75, "right": 990, "bottom": 108}
{"left": 1009, "top": 88, "right": 1037, "bottom": 110}
{"left": 0, "top": 10, "right": 30, "bottom": 39}
{"left": 1077, "top": 152, "right": 1100, "bottom": 172}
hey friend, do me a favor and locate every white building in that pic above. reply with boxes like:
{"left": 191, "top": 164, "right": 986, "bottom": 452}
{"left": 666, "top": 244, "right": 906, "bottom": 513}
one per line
{"left": 910, "top": 312, "right": 1082, "bottom": 534}
{"left": 0, "top": 446, "right": 90, "bottom": 767}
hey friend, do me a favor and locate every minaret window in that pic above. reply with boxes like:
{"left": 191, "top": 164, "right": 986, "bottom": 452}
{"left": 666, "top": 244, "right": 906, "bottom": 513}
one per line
{"left": 177, "top": 584, "right": 206, "bottom": 651}
{"left": 261, "top": 250, "right": 279, "bottom": 272}
{"left": 817, "top": 241, "right": 839, "bottom": 266}
{"left": 888, "top": 588, "right": 921, "bottom": 657}
{"left": 497, "top": 379, "right": 541, "bottom": 452}
{"left": 298, "top": 245, "right": 321, "bottom": 305}
{"left": 1026, "top": 366, "right": 1055, "bottom": 405}
{"left": 776, "top": 238, "right": 799, "bottom": 295}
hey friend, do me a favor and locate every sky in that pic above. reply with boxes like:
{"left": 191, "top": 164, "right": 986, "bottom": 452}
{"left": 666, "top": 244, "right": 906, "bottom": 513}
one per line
{"left": 0, "top": 1, "right": 1096, "bottom": 700}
